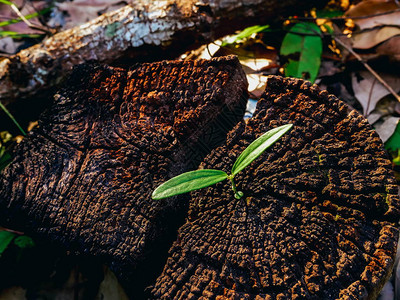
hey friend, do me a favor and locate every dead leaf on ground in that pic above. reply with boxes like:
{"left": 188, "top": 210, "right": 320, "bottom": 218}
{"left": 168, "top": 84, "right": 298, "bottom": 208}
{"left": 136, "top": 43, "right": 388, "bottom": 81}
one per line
{"left": 376, "top": 35, "right": 400, "bottom": 61}
{"left": 240, "top": 58, "right": 277, "bottom": 98}
{"left": 318, "top": 60, "right": 342, "bottom": 77}
{"left": 57, "top": 0, "right": 126, "bottom": 29}
{"left": 374, "top": 116, "right": 400, "bottom": 142}
{"left": 351, "top": 70, "right": 400, "bottom": 115}
{"left": 345, "top": 0, "right": 400, "bottom": 30}
{"left": 368, "top": 96, "right": 400, "bottom": 124}
{"left": 0, "top": 37, "right": 17, "bottom": 54}
{"left": 352, "top": 26, "right": 400, "bottom": 49}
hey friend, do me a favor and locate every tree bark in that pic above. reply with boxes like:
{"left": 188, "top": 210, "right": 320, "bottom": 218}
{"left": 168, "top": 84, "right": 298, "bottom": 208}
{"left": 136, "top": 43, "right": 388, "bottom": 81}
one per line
{"left": 0, "top": 56, "right": 249, "bottom": 297}
{"left": 0, "top": 0, "right": 324, "bottom": 107}
{"left": 152, "top": 76, "right": 400, "bottom": 299}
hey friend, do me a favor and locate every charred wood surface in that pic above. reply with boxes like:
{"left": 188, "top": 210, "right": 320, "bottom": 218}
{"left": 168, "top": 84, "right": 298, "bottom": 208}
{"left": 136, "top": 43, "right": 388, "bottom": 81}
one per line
{"left": 151, "top": 76, "right": 400, "bottom": 299}
{"left": 0, "top": 56, "right": 248, "bottom": 296}
{"left": 0, "top": 0, "right": 326, "bottom": 107}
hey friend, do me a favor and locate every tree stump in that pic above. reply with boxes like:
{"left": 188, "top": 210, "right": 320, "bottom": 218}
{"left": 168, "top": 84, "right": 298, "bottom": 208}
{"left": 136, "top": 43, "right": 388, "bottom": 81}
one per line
{"left": 0, "top": 56, "right": 248, "bottom": 296}
{"left": 1, "top": 59, "right": 399, "bottom": 299}
{"left": 151, "top": 76, "right": 400, "bottom": 299}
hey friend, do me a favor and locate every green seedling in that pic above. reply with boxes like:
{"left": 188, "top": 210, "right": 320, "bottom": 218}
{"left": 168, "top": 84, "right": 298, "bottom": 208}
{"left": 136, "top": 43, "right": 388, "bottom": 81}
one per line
{"left": 0, "top": 101, "right": 26, "bottom": 136}
{"left": 152, "top": 124, "right": 293, "bottom": 200}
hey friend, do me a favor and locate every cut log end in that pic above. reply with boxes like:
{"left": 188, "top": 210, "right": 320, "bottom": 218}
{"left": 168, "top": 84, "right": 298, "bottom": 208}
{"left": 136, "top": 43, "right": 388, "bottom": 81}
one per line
{"left": 0, "top": 55, "right": 248, "bottom": 296}
{"left": 150, "top": 76, "right": 400, "bottom": 299}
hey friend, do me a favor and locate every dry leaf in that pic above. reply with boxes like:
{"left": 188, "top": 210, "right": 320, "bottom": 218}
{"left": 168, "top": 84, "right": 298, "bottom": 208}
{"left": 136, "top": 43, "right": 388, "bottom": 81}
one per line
{"left": 239, "top": 58, "right": 274, "bottom": 98}
{"left": 0, "top": 37, "right": 17, "bottom": 54}
{"left": 376, "top": 35, "right": 400, "bottom": 60}
{"left": 240, "top": 58, "right": 272, "bottom": 74}
{"left": 57, "top": 0, "right": 126, "bottom": 29}
{"left": 367, "top": 111, "right": 383, "bottom": 124}
{"left": 246, "top": 73, "right": 268, "bottom": 98}
{"left": 352, "top": 26, "right": 400, "bottom": 49}
{"left": 374, "top": 116, "right": 400, "bottom": 142}
{"left": 346, "top": 0, "right": 400, "bottom": 30}
{"left": 318, "top": 60, "right": 342, "bottom": 77}
{"left": 351, "top": 71, "right": 400, "bottom": 115}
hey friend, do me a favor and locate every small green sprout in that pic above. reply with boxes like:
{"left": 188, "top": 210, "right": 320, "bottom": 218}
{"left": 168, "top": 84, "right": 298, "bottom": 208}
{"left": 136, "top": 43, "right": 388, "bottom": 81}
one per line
{"left": 152, "top": 124, "right": 293, "bottom": 200}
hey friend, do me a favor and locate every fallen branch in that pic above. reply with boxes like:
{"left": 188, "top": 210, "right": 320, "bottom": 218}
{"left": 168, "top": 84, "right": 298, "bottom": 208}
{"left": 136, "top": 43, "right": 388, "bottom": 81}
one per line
{"left": 0, "top": 0, "right": 325, "bottom": 106}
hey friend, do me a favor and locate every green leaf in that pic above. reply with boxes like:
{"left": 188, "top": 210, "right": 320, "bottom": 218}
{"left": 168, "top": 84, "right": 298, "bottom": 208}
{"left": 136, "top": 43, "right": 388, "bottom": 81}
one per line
{"left": 0, "top": 30, "right": 43, "bottom": 39}
{"left": 231, "top": 124, "right": 293, "bottom": 176}
{"left": 222, "top": 25, "right": 270, "bottom": 46}
{"left": 14, "top": 236, "right": 35, "bottom": 249}
{"left": 0, "top": 230, "right": 16, "bottom": 257}
{"left": 280, "top": 22, "right": 322, "bottom": 83}
{"left": 152, "top": 169, "right": 228, "bottom": 200}
{"left": 385, "top": 120, "right": 400, "bottom": 151}
{"left": 0, "top": 101, "right": 26, "bottom": 135}
{"left": 0, "top": 0, "right": 13, "bottom": 6}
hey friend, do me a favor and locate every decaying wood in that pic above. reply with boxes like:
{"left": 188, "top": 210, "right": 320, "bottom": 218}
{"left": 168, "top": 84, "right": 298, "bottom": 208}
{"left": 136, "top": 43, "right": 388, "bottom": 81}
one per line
{"left": 151, "top": 76, "right": 400, "bottom": 299}
{"left": 0, "top": 0, "right": 325, "bottom": 107}
{"left": 0, "top": 56, "right": 248, "bottom": 297}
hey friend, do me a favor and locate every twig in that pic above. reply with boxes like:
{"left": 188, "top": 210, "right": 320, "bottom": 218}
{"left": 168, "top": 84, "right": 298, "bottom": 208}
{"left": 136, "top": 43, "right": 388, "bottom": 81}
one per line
{"left": 333, "top": 36, "right": 400, "bottom": 103}
{"left": 0, "top": 227, "right": 24, "bottom": 235}
{"left": 10, "top": 3, "right": 53, "bottom": 34}
{"left": 366, "top": 77, "right": 377, "bottom": 116}
{"left": 10, "top": 3, "right": 33, "bottom": 27}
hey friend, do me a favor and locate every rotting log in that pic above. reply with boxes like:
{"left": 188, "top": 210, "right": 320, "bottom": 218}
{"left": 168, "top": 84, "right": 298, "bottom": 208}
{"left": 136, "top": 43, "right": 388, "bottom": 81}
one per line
{"left": 0, "top": 56, "right": 248, "bottom": 297}
{"left": 0, "top": 0, "right": 326, "bottom": 107}
{"left": 151, "top": 76, "right": 400, "bottom": 299}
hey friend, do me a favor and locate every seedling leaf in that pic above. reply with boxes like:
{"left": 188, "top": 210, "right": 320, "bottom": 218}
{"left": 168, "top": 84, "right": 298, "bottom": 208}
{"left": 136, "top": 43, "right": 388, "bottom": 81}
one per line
{"left": 280, "top": 22, "right": 322, "bottom": 83}
{"left": 231, "top": 124, "right": 293, "bottom": 176}
{"left": 0, "top": 101, "right": 26, "bottom": 135}
{"left": 222, "top": 25, "right": 270, "bottom": 46}
{"left": 0, "top": 230, "right": 16, "bottom": 257}
{"left": 0, "top": 31, "right": 42, "bottom": 38}
{"left": 0, "top": 0, "right": 13, "bottom": 6}
{"left": 152, "top": 169, "right": 228, "bottom": 200}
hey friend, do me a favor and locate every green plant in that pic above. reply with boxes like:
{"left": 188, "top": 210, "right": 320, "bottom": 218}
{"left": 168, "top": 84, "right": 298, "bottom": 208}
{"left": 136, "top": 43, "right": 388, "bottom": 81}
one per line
{"left": 0, "top": 102, "right": 26, "bottom": 136}
{"left": 221, "top": 24, "right": 271, "bottom": 46}
{"left": 280, "top": 22, "right": 322, "bottom": 83}
{"left": 152, "top": 124, "right": 293, "bottom": 200}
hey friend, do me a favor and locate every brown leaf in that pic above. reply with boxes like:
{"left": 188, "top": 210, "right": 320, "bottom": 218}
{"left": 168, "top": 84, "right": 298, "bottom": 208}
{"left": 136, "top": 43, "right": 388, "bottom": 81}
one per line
{"left": 239, "top": 58, "right": 275, "bottom": 98}
{"left": 346, "top": 0, "right": 400, "bottom": 30}
{"left": 374, "top": 116, "right": 400, "bottom": 142}
{"left": 352, "top": 26, "right": 400, "bottom": 49}
{"left": 376, "top": 35, "right": 400, "bottom": 60}
{"left": 0, "top": 37, "right": 17, "bottom": 54}
{"left": 351, "top": 71, "right": 400, "bottom": 115}
{"left": 57, "top": 0, "right": 126, "bottom": 29}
